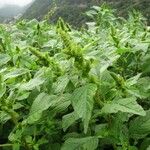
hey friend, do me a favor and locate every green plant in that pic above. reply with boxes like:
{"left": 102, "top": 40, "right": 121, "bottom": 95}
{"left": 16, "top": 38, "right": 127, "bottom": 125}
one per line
{"left": 0, "top": 6, "right": 150, "bottom": 150}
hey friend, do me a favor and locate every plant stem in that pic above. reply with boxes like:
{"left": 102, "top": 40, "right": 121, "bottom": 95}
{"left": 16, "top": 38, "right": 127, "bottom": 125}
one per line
{"left": 0, "top": 143, "right": 13, "bottom": 147}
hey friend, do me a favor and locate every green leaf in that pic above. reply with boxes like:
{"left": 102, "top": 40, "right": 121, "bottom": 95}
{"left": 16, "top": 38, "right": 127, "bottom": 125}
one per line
{"left": 129, "top": 110, "right": 150, "bottom": 139}
{"left": 110, "top": 113, "right": 129, "bottom": 145}
{"left": 0, "top": 83, "right": 6, "bottom": 98}
{"left": 0, "top": 53, "right": 11, "bottom": 66}
{"left": 0, "top": 74, "right": 5, "bottom": 98}
{"left": 29, "top": 93, "right": 56, "bottom": 115}
{"left": 61, "top": 137, "right": 98, "bottom": 150}
{"left": 19, "top": 77, "right": 45, "bottom": 91}
{"left": 54, "top": 75, "right": 70, "bottom": 94}
{"left": 142, "top": 54, "right": 150, "bottom": 73}
{"left": 95, "top": 124, "right": 109, "bottom": 138}
{"left": 13, "top": 143, "right": 20, "bottom": 150}
{"left": 4, "top": 68, "right": 29, "bottom": 80}
{"left": 72, "top": 83, "right": 97, "bottom": 133}
{"left": 139, "top": 138, "right": 150, "bottom": 150}
{"left": 9, "top": 128, "right": 23, "bottom": 142}
{"left": 16, "top": 92, "right": 30, "bottom": 101}
{"left": 62, "top": 112, "right": 79, "bottom": 131}
{"left": 126, "top": 73, "right": 142, "bottom": 86}
{"left": 147, "top": 146, "right": 150, "bottom": 150}
{"left": 0, "top": 111, "right": 11, "bottom": 123}
{"left": 25, "top": 112, "right": 42, "bottom": 124}
{"left": 50, "top": 94, "right": 71, "bottom": 114}
{"left": 101, "top": 97, "right": 146, "bottom": 116}
{"left": 26, "top": 93, "right": 57, "bottom": 124}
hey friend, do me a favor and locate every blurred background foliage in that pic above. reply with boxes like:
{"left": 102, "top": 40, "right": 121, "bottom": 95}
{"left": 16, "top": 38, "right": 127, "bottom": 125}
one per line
{"left": 0, "top": 0, "right": 150, "bottom": 26}
{"left": 22, "top": 0, "right": 150, "bottom": 26}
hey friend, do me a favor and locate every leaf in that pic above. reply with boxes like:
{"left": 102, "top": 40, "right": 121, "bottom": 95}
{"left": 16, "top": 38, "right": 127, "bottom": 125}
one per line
{"left": 0, "top": 53, "right": 11, "bottom": 66}
{"left": 99, "top": 54, "right": 120, "bottom": 74}
{"left": 126, "top": 73, "right": 142, "bottom": 86}
{"left": 0, "top": 83, "right": 6, "bottom": 98}
{"left": 127, "top": 77, "right": 150, "bottom": 99}
{"left": 50, "top": 94, "right": 71, "bottom": 114}
{"left": 19, "top": 77, "right": 45, "bottom": 91}
{"left": 142, "top": 54, "right": 150, "bottom": 73}
{"left": 16, "top": 92, "right": 30, "bottom": 101}
{"left": 62, "top": 112, "right": 79, "bottom": 132}
{"left": 101, "top": 97, "right": 146, "bottom": 116}
{"left": 26, "top": 93, "right": 57, "bottom": 124}
{"left": 25, "top": 112, "right": 42, "bottom": 124}
{"left": 8, "top": 128, "right": 23, "bottom": 142}
{"left": 4, "top": 68, "right": 29, "bottom": 80}
{"left": 43, "top": 39, "right": 57, "bottom": 48}
{"left": 133, "top": 43, "right": 149, "bottom": 53}
{"left": 147, "top": 146, "right": 150, "bottom": 150}
{"left": 29, "top": 93, "right": 56, "bottom": 115}
{"left": 129, "top": 110, "right": 150, "bottom": 139}
{"left": 0, "top": 74, "right": 6, "bottom": 98}
{"left": 54, "top": 75, "right": 70, "bottom": 94}
{"left": 72, "top": 83, "right": 97, "bottom": 133}
{"left": 109, "top": 113, "right": 129, "bottom": 145}
{"left": 0, "top": 111, "right": 11, "bottom": 123}
{"left": 61, "top": 137, "right": 98, "bottom": 150}
{"left": 139, "top": 138, "right": 150, "bottom": 150}
{"left": 95, "top": 124, "right": 109, "bottom": 138}
{"left": 13, "top": 143, "right": 20, "bottom": 150}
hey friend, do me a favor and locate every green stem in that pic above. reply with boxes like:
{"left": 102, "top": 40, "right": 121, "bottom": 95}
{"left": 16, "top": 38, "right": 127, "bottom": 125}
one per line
{"left": 0, "top": 143, "right": 13, "bottom": 147}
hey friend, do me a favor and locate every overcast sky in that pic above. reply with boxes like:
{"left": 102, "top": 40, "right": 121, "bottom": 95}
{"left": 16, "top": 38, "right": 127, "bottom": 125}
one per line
{"left": 0, "top": 0, "right": 33, "bottom": 7}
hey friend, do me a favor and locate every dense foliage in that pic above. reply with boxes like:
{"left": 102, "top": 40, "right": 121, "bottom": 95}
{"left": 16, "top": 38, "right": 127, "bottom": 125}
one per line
{"left": 0, "top": 5, "right": 150, "bottom": 150}
{"left": 22, "top": 0, "right": 150, "bottom": 26}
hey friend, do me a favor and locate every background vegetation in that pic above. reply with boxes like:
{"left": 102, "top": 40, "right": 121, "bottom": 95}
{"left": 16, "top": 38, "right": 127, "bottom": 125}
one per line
{"left": 22, "top": 0, "right": 150, "bottom": 26}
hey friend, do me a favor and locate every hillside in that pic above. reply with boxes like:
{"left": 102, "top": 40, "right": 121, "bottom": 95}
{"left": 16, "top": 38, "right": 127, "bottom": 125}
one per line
{"left": 0, "top": 5, "right": 23, "bottom": 17}
{"left": 0, "top": 5, "right": 22, "bottom": 22}
{"left": 0, "top": 3, "right": 32, "bottom": 23}
{"left": 22, "top": 0, "right": 100, "bottom": 26}
{"left": 22, "top": 0, "right": 150, "bottom": 26}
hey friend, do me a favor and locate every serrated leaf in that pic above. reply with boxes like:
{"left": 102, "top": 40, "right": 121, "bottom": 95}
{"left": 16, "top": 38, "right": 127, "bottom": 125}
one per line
{"left": 0, "top": 83, "right": 6, "bottom": 98}
{"left": 0, "top": 53, "right": 11, "bottom": 66}
{"left": 26, "top": 112, "right": 42, "bottom": 124}
{"left": 19, "top": 77, "right": 45, "bottom": 91}
{"left": 129, "top": 110, "right": 150, "bottom": 139}
{"left": 16, "top": 92, "right": 30, "bottom": 101}
{"left": 30, "top": 92, "right": 56, "bottom": 115}
{"left": 50, "top": 94, "right": 71, "bottom": 114}
{"left": 62, "top": 112, "right": 79, "bottom": 131}
{"left": 72, "top": 83, "right": 97, "bottom": 133}
{"left": 110, "top": 113, "right": 129, "bottom": 145}
{"left": 140, "top": 138, "right": 150, "bottom": 150}
{"left": 4, "top": 68, "right": 29, "bottom": 80}
{"left": 126, "top": 73, "right": 142, "bottom": 86}
{"left": 95, "top": 124, "right": 109, "bottom": 138}
{"left": 54, "top": 75, "right": 70, "bottom": 94}
{"left": 0, "top": 111, "right": 11, "bottom": 123}
{"left": 101, "top": 97, "right": 146, "bottom": 116}
{"left": 61, "top": 137, "right": 98, "bottom": 150}
{"left": 26, "top": 93, "right": 57, "bottom": 124}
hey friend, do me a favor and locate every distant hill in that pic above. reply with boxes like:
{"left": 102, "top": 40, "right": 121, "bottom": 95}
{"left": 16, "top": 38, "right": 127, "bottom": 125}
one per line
{"left": 22, "top": 0, "right": 100, "bottom": 26}
{"left": 22, "top": 0, "right": 51, "bottom": 20}
{"left": 0, "top": 3, "right": 32, "bottom": 23}
{"left": 0, "top": 5, "right": 23, "bottom": 18}
{"left": 22, "top": 0, "right": 150, "bottom": 26}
